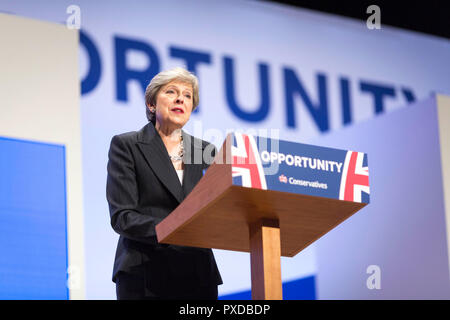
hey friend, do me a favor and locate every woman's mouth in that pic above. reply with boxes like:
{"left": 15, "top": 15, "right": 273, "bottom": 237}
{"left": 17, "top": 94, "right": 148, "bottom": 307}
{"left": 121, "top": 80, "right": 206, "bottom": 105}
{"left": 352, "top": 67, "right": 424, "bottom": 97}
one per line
{"left": 171, "top": 107, "right": 184, "bottom": 114}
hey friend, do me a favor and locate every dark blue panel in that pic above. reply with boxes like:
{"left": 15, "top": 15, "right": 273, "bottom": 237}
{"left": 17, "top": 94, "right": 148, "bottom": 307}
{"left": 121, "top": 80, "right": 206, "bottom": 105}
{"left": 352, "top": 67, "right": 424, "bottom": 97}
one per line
{"left": 219, "top": 275, "right": 316, "bottom": 300}
{"left": 0, "top": 137, "right": 68, "bottom": 300}
{"left": 282, "top": 275, "right": 316, "bottom": 300}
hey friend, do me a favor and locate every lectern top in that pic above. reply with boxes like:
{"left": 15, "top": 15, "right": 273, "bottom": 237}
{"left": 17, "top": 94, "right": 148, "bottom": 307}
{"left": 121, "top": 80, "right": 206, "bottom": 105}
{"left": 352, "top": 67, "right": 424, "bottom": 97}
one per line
{"left": 156, "top": 133, "right": 369, "bottom": 257}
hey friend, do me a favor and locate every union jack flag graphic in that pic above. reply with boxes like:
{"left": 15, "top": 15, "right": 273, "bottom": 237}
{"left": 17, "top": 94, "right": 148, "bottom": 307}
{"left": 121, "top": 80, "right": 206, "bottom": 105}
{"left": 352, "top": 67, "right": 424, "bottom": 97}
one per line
{"left": 231, "top": 133, "right": 267, "bottom": 189}
{"left": 339, "top": 151, "right": 370, "bottom": 203}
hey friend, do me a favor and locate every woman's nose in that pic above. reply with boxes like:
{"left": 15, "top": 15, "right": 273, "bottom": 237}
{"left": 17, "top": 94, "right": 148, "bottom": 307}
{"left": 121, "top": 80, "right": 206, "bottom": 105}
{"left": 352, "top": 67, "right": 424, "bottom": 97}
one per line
{"left": 175, "top": 94, "right": 184, "bottom": 104}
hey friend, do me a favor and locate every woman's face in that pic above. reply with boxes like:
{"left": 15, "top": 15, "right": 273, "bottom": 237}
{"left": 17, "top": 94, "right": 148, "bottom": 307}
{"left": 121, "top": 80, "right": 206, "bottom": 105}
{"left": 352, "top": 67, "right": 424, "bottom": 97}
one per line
{"left": 152, "top": 80, "right": 194, "bottom": 130}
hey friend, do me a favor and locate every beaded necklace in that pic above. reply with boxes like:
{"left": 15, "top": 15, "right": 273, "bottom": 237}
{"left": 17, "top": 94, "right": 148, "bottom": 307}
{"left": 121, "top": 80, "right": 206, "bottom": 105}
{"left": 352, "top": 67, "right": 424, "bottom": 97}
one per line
{"left": 169, "top": 133, "right": 184, "bottom": 162}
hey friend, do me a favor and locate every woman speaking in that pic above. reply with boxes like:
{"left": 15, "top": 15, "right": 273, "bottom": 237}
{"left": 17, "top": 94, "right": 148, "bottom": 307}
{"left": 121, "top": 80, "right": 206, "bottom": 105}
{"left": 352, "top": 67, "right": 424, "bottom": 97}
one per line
{"left": 106, "top": 67, "right": 222, "bottom": 300}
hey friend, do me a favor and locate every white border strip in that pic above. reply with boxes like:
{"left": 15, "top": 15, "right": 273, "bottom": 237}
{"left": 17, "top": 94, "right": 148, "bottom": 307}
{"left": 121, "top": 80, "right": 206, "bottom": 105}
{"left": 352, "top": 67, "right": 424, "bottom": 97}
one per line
{"left": 437, "top": 94, "right": 450, "bottom": 282}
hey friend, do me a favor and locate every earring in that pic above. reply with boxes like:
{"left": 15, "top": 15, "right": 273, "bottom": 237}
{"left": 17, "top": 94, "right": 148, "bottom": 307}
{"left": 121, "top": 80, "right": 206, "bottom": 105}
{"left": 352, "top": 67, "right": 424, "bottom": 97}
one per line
{"left": 149, "top": 106, "right": 156, "bottom": 113}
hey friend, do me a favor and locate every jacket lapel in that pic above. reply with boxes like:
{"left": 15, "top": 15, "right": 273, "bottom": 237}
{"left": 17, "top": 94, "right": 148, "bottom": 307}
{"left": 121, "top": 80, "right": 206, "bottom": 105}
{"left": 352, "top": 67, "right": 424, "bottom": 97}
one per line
{"left": 181, "top": 131, "right": 203, "bottom": 198}
{"left": 136, "top": 123, "right": 183, "bottom": 203}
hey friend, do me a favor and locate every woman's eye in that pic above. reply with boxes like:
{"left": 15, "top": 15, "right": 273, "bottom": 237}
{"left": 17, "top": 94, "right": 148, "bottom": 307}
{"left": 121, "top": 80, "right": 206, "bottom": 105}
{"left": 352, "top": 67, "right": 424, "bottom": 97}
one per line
{"left": 185, "top": 94, "right": 191, "bottom": 99}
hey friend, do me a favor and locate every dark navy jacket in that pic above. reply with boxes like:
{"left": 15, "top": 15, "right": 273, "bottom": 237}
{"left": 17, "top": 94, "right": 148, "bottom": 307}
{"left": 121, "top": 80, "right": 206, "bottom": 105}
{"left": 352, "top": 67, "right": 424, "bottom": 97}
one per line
{"left": 106, "top": 122, "right": 222, "bottom": 295}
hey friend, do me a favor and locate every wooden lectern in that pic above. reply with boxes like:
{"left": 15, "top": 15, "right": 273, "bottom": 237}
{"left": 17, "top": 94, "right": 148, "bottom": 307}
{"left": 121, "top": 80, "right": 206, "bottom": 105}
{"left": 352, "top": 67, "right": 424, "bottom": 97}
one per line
{"left": 156, "top": 133, "right": 369, "bottom": 300}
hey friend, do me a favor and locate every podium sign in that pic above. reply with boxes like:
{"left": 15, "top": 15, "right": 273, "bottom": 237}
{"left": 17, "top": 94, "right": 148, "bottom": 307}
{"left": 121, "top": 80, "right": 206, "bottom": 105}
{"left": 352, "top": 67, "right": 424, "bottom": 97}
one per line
{"left": 230, "top": 133, "right": 370, "bottom": 203}
{"left": 156, "top": 133, "right": 370, "bottom": 299}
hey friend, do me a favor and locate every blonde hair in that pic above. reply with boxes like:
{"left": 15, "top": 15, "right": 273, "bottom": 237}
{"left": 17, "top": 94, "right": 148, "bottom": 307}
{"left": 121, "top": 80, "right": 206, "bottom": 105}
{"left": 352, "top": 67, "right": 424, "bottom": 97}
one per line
{"left": 144, "top": 67, "right": 199, "bottom": 123}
